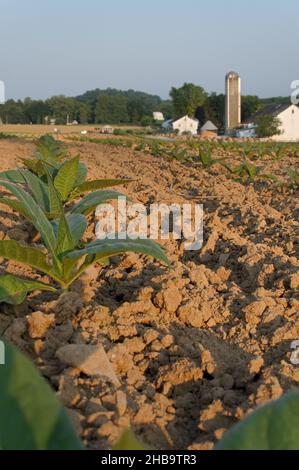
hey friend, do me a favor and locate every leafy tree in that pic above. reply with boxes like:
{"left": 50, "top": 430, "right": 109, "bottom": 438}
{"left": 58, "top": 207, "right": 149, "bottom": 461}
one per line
{"left": 95, "top": 95, "right": 129, "bottom": 123}
{"left": 46, "top": 96, "right": 77, "bottom": 124}
{"left": 196, "top": 93, "right": 225, "bottom": 128}
{"left": 23, "top": 98, "right": 50, "bottom": 124}
{"left": 0, "top": 99, "right": 26, "bottom": 124}
{"left": 170, "top": 83, "right": 207, "bottom": 118}
{"left": 255, "top": 115, "right": 282, "bottom": 138}
{"left": 241, "top": 95, "right": 260, "bottom": 121}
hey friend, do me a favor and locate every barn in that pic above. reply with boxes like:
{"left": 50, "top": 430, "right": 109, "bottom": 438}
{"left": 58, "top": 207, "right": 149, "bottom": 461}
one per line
{"left": 246, "top": 103, "right": 299, "bottom": 141}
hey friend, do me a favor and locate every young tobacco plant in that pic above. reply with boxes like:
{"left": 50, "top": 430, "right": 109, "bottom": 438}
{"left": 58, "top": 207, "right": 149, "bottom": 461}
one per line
{"left": 0, "top": 135, "right": 131, "bottom": 218}
{"left": 0, "top": 140, "right": 169, "bottom": 304}
{"left": 286, "top": 168, "right": 299, "bottom": 187}
{"left": 192, "top": 147, "right": 229, "bottom": 169}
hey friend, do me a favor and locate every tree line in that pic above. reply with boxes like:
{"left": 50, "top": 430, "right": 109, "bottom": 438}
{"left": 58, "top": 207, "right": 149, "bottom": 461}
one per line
{"left": 0, "top": 84, "right": 288, "bottom": 128}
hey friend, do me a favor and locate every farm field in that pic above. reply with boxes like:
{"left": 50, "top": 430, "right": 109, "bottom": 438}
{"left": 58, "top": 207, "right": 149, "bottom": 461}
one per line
{"left": 0, "top": 124, "right": 141, "bottom": 138}
{"left": 0, "top": 135, "right": 298, "bottom": 450}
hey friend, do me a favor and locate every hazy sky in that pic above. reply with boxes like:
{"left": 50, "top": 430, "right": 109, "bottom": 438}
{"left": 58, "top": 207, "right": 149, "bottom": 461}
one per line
{"left": 1, "top": 0, "right": 298, "bottom": 100}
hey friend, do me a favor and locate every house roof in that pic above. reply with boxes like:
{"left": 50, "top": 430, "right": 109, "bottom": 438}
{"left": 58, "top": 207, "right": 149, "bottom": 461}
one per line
{"left": 245, "top": 103, "right": 291, "bottom": 123}
{"left": 173, "top": 115, "right": 199, "bottom": 124}
{"left": 201, "top": 120, "right": 218, "bottom": 131}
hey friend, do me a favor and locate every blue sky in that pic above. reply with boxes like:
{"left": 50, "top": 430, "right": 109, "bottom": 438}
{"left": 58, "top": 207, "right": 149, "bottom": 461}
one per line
{"left": 0, "top": 0, "right": 298, "bottom": 100}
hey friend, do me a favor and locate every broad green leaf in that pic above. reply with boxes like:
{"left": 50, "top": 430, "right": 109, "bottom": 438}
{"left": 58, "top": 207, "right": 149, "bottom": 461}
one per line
{"left": 34, "top": 135, "right": 67, "bottom": 166}
{"left": 0, "top": 181, "right": 59, "bottom": 264}
{"left": 54, "top": 155, "right": 80, "bottom": 201}
{"left": 71, "top": 189, "right": 124, "bottom": 215}
{"left": 216, "top": 392, "right": 299, "bottom": 450}
{"left": 0, "top": 197, "right": 29, "bottom": 219}
{"left": 0, "top": 275, "right": 56, "bottom": 305}
{"left": 45, "top": 169, "right": 63, "bottom": 219}
{"left": 0, "top": 170, "right": 26, "bottom": 184}
{"left": 66, "top": 238, "right": 170, "bottom": 267}
{"left": 19, "top": 158, "right": 46, "bottom": 177}
{"left": 51, "top": 214, "right": 87, "bottom": 245}
{"left": 0, "top": 240, "right": 58, "bottom": 280}
{"left": 45, "top": 170, "right": 75, "bottom": 255}
{"left": 75, "top": 162, "right": 88, "bottom": 187}
{"left": 113, "top": 429, "right": 146, "bottom": 450}
{"left": 56, "top": 213, "right": 75, "bottom": 256}
{"left": 20, "top": 169, "right": 50, "bottom": 212}
{"left": 70, "top": 178, "right": 131, "bottom": 199}
{"left": 0, "top": 340, "right": 83, "bottom": 449}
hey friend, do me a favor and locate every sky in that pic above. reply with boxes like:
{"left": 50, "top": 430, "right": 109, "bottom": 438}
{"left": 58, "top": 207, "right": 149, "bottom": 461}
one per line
{"left": 0, "top": 0, "right": 299, "bottom": 101}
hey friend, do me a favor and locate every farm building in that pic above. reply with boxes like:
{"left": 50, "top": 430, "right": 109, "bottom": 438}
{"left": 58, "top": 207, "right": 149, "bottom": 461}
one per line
{"left": 200, "top": 120, "right": 218, "bottom": 138}
{"left": 101, "top": 125, "right": 114, "bottom": 134}
{"left": 244, "top": 103, "right": 299, "bottom": 141}
{"left": 153, "top": 112, "right": 164, "bottom": 121}
{"left": 162, "top": 115, "right": 199, "bottom": 135}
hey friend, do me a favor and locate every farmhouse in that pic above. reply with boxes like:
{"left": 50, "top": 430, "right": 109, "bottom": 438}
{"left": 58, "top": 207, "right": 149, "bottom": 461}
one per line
{"left": 245, "top": 103, "right": 299, "bottom": 141}
{"left": 162, "top": 115, "right": 199, "bottom": 135}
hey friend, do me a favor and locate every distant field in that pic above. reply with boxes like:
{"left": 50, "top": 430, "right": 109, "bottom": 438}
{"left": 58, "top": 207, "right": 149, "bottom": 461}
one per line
{"left": 0, "top": 123, "right": 141, "bottom": 137}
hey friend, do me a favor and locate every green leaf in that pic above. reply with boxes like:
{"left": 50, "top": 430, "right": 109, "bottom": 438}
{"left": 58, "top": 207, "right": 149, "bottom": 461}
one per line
{"left": 44, "top": 170, "right": 75, "bottom": 255}
{"left": 0, "top": 240, "right": 58, "bottom": 280}
{"left": 54, "top": 155, "right": 80, "bottom": 201}
{"left": 71, "top": 189, "right": 124, "bottom": 215}
{"left": 70, "top": 178, "right": 131, "bottom": 199}
{"left": 0, "top": 181, "right": 59, "bottom": 263}
{"left": 0, "top": 340, "right": 83, "bottom": 449}
{"left": 67, "top": 238, "right": 170, "bottom": 267}
{"left": 75, "top": 162, "right": 88, "bottom": 187}
{"left": 51, "top": 214, "right": 87, "bottom": 245}
{"left": 0, "top": 197, "right": 29, "bottom": 219}
{"left": 216, "top": 392, "right": 299, "bottom": 450}
{"left": 0, "top": 275, "right": 56, "bottom": 305}
{"left": 113, "top": 429, "right": 146, "bottom": 450}
{"left": 19, "top": 158, "right": 46, "bottom": 177}
{"left": 44, "top": 169, "right": 63, "bottom": 219}
{"left": 20, "top": 169, "right": 50, "bottom": 212}
{"left": 56, "top": 213, "right": 76, "bottom": 256}
{"left": 0, "top": 170, "right": 26, "bottom": 184}
{"left": 34, "top": 135, "right": 67, "bottom": 166}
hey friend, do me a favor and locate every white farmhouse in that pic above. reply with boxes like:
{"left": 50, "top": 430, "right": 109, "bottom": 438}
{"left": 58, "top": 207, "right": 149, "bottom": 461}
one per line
{"left": 162, "top": 115, "right": 199, "bottom": 135}
{"left": 246, "top": 103, "right": 299, "bottom": 141}
{"left": 153, "top": 112, "right": 164, "bottom": 121}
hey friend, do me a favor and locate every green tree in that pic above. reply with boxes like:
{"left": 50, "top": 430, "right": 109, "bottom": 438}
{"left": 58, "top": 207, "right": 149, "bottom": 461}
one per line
{"left": 255, "top": 115, "right": 282, "bottom": 138}
{"left": 95, "top": 95, "right": 129, "bottom": 123}
{"left": 241, "top": 95, "right": 260, "bottom": 121}
{"left": 46, "top": 96, "right": 77, "bottom": 124}
{"left": 196, "top": 92, "right": 225, "bottom": 128}
{"left": 0, "top": 100, "right": 26, "bottom": 124}
{"left": 23, "top": 98, "right": 50, "bottom": 124}
{"left": 170, "top": 83, "right": 207, "bottom": 118}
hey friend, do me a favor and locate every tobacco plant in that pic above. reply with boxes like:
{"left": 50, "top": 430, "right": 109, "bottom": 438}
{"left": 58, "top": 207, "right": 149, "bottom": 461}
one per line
{"left": 192, "top": 147, "right": 229, "bottom": 169}
{"left": 286, "top": 168, "right": 299, "bottom": 187}
{"left": 0, "top": 137, "right": 169, "bottom": 304}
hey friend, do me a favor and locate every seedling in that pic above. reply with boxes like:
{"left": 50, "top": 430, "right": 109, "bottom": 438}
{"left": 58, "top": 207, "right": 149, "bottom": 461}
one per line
{"left": 192, "top": 147, "right": 229, "bottom": 169}
{"left": 286, "top": 168, "right": 299, "bottom": 187}
{"left": 0, "top": 135, "right": 131, "bottom": 219}
{"left": 0, "top": 140, "right": 169, "bottom": 304}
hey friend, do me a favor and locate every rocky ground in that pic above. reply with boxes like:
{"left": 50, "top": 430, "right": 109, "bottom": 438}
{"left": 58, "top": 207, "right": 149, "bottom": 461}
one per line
{"left": 0, "top": 137, "right": 298, "bottom": 449}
